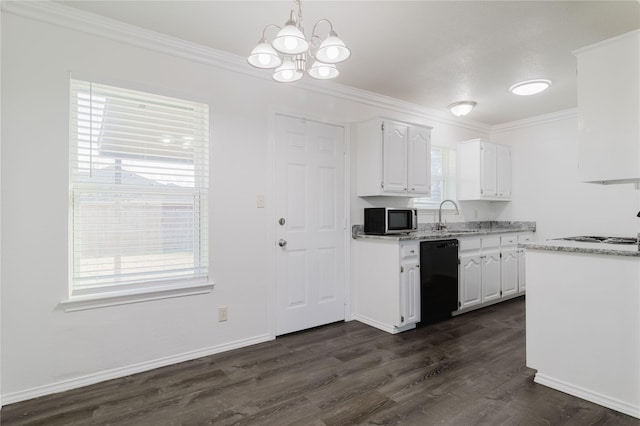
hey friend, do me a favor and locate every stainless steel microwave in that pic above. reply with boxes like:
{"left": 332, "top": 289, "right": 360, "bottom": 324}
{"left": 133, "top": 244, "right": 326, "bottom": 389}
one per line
{"left": 364, "top": 208, "right": 418, "bottom": 235}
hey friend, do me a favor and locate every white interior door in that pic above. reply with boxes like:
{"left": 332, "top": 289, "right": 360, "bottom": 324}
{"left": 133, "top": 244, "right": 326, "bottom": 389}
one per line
{"left": 274, "top": 114, "right": 346, "bottom": 336}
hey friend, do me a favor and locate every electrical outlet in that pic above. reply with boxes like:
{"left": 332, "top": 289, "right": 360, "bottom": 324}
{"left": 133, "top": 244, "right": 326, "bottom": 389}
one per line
{"left": 218, "top": 306, "right": 228, "bottom": 322}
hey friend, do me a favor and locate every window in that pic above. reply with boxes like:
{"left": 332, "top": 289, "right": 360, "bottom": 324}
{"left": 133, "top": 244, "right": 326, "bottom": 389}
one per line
{"left": 413, "top": 146, "right": 456, "bottom": 209}
{"left": 69, "top": 79, "right": 209, "bottom": 300}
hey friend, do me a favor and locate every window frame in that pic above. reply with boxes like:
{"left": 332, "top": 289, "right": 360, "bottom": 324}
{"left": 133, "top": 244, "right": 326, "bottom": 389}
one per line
{"left": 413, "top": 145, "right": 457, "bottom": 211}
{"left": 63, "top": 78, "right": 213, "bottom": 311}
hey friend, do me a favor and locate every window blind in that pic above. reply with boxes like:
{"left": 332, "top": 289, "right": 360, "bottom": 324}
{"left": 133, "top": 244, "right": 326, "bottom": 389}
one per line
{"left": 69, "top": 79, "right": 209, "bottom": 298}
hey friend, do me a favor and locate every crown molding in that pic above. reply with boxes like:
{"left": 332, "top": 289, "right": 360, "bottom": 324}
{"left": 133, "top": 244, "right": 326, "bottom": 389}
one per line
{"left": 491, "top": 108, "right": 577, "bottom": 134}
{"left": 1, "top": 0, "right": 490, "bottom": 134}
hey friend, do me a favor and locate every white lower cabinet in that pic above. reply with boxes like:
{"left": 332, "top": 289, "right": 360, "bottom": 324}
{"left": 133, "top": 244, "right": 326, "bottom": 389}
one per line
{"left": 400, "top": 253, "right": 420, "bottom": 325}
{"left": 458, "top": 232, "right": 532, "bottom": 313}
{"left": 481, "top": 238, "right": 501, "bottom": 303}
{"left": 353, "top": 239, "right": 421, "bottom": 333}
{"left": 500, "top": 235, "right": 519, "bottom": 298}
{"left": 517, "top": 232, "right": 533, "bottom": 293}
{"left": 459, "top": 251, "right": 482, "bottom": 309}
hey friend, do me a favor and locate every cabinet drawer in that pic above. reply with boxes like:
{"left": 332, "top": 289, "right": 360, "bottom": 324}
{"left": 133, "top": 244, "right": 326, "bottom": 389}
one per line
{"left": 458, "top": 238, "right": 481, "bottom": 251}
{"left": 518, "top": 233, "right": 534, "bottom": 244}
{"left": 400, "top": 244, "right": 419, "bottom": 259}
{"left": 481, "top": 237, "right": 500, "bottom": 249}
{"left": 501, "top": 235, "right": 517, "bottom": 246}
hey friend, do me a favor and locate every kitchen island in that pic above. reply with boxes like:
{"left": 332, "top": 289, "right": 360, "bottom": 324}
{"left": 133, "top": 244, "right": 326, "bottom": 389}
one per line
{"left": 522, "top": 238, "right": 640, "bottom": 419}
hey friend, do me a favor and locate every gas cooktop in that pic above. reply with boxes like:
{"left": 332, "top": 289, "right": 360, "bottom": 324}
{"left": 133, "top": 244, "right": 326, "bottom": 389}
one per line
{"left": 556, "top": 236, "right": 638, "bottom": 245}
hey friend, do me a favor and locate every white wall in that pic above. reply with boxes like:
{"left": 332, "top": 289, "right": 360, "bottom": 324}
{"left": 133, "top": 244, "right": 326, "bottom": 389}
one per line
{"left": 491, "top": 113, "right": 640, "bottom": 241}
{"left": 0, "top": 6, "right": 489, "bottom": 402}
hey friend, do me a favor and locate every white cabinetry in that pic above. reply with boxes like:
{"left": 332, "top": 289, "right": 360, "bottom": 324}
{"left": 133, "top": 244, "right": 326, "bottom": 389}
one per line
{"left": 400, "top": 244, "right": 420, "bottom": 325}
{"left": 353, "top": 239, "right": 421, "bottom": 333}
{"left": 457, "top": 139, "right": 511, "bottom": 201}
{"left": 481, "top": 237, "right": 502, "bottom": 302}
{"left": 458, "top": 232, "right": 531, "bottom": 313}
{"left": 517, "top": 232, "right": 533, "bottom": 293}
{"left": 459, "top": 238, "right": 482, "bottom": 309}
{"left": 575, "top": 30, "right": 640, "bottom": 184}
{"left": 357, "top": 118, "right": 431, "bottom": 197}
{"left": 500, "top": 235, "right": 519, "bottom": 298}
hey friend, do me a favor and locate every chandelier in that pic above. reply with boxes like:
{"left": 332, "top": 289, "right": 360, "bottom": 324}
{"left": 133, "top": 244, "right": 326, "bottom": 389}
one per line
{"left": 248, "top": 0, "right": 351, "bottom": 83}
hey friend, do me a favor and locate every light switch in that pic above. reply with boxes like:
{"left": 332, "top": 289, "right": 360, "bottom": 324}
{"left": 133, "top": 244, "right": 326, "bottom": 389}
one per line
{"left": 256, "top": 194, "right": 265, "bottom": 208}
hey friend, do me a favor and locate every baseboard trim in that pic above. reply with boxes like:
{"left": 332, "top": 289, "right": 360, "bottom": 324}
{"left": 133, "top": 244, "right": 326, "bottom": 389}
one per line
{"left": 534, "top": 373, "right": 640, "bottom": 419}
{"left": 353, "top": 315, "right": 415, "bottom": 334}
{"left": 1, "top": 333, "right": 274, "bottom": 407}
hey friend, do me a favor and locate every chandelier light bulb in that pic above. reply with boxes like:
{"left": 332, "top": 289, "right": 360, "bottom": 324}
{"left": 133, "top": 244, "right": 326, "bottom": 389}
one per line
{"left": 248, "top": 39, "right": 283, "bottom": 69}
{"left": 308, "top": 61, "right": 339, "bottom": 80}
{"left": 273, "top": 58, "right": 303, "bottom": 83}
{"left": 284, "top": 37, "right": 299, "bottom": 51}
{"left": 315, "top": 31, "right": 351, "bottom": 64}
{"left": 258, "top": 54, "right": 271, "bottom": 66}
{"left": 272, "top": 20, "right": 309, "bottom": 55}
{"left": 325, "top": 46, "right": 339, "bottom": 61}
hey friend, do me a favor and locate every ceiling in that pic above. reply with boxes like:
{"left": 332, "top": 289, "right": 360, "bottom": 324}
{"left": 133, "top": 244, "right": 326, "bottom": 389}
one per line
{"left": 56, "top": 1, "right": 639, "bottom": 126}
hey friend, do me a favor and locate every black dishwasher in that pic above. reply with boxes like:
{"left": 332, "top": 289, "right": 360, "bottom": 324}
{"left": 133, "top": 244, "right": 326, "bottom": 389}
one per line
{"left": 418, "top": 239, "right": 459, "bottom": 326}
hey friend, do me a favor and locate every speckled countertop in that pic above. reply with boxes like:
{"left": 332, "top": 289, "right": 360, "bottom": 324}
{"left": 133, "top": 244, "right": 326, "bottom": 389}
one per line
{"left": 352, "top": 221, "right": 536, "bottom": 241}
{"left": 521, "top": 239, "right": 640, "bottom": 258}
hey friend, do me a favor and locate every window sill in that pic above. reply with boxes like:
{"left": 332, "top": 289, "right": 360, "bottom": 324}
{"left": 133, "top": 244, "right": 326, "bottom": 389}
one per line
{"left": 59, "top": 282, "right": 215, "bottom": 312}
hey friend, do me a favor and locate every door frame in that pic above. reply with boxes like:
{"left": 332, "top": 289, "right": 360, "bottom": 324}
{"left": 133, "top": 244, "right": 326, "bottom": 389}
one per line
{"left": 267, "top": 107, "right": 351, "bottom": 339}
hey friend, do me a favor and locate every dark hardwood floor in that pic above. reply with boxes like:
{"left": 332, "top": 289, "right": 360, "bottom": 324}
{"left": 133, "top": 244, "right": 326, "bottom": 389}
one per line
{"left": 2, "top": 297, "right": 638, "bottom": 425}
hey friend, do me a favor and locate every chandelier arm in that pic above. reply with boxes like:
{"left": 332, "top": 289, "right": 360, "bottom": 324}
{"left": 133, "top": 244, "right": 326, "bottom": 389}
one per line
{"left": 261, "top": 23, "right": 282, "bottom": 40}
{"left": 310, "top": 18, "right": 334, "bottom": 39}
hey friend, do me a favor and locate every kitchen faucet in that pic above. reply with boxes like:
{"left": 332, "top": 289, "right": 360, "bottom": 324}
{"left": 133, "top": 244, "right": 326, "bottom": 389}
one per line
{"left": 437, "top": 199, "right": 459, "bottom": 230}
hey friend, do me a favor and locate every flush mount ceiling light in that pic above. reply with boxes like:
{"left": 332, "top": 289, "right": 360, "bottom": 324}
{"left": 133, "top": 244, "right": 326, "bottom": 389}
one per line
{"left": 448, "top": 101, "right": 477, "bottom": 117}
{"left": 509, "top": 79, "right": 552, "bottom": 96}
{"left": 248, "top": 0, "right": 351, "bottom": 83}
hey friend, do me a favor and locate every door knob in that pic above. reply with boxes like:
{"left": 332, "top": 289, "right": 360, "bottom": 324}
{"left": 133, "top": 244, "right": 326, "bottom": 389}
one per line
{"left": 278, "top": 239, "right": 287, "bottom": 247}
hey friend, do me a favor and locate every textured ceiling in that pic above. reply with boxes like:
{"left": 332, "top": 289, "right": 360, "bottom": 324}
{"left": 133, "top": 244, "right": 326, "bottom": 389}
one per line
{"left": 57, "top": 1, "right": 640, "bottom": 125}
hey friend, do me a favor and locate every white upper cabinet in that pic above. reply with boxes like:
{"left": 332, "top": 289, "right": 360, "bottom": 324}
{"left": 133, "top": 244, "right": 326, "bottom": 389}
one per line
{"left": 407, "top": 125, "right": 431, "bottom": 195}
{"left": 357, "top": 117, "right": 431, "bottom": 197}
{"left": 575, "top": 30, "right": 640, "bottom": 184}
{"left": 457, "top": 139, "right": 511, "bottom": 201}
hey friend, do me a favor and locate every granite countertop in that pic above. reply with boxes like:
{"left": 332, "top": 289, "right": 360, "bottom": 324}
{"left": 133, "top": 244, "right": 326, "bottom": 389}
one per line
{"left": 522, "top": 239, "right": 640, "bottom": 258}
{"left": 353, "top": 221, "right": 536, "bottom": 241}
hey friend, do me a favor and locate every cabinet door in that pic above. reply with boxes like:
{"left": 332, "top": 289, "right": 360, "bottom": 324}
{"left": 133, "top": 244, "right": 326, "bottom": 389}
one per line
{"left": 518, "top": 249, "right": 526, "bottom": 293}
{"left": 496, "top": 145, "right": 511, "bottom": 198}
{"left": 399, "top": 260, "right": 420, "bottom": 326}
{"left": 407, "top": 126, "right": 430, "bottom": 196}
{"left": 481, "top": 250, "right": 501, "bottom": 302}
{"left": 480, "top": 142, "right": 498, "bottom": 198}
{"left": 460, "top": 253, "right": 482, "bottom": 308}
{"left": 382, "top": 121, "right": 408, "bottom": 194}
{"left": 501, "top": 248, "right": 519, "bottom": 297}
